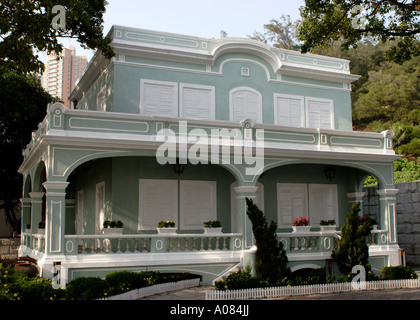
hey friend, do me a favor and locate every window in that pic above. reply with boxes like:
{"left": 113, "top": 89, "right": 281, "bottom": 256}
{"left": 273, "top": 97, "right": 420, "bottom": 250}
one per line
{"left": 308, "top": 184, "right": 337, "bottom": 226}
{"left": 140, "top": 79, "right": 178, "bottom": 117}
{"left": 97, "top": 87, "right": 106, "bottom": 112}
{"left": 230, "top": 87, "right": 262, "bottom": 123}
{"left": 306, "top": 97, "right": 334, "bottom": 129}
{"left": 277, "top": 183, "right": 338, "bottom": 227}
{"left": 277, "top": 183, "right": 308, "bottom": 228}
{"left": 95, "top": 182, "right": 105, "bottom": 234}
{"left": 274, "top": 94, "right": 304, "bottom": 127}
{"left": 138, "top": 179, "right": 178, "bottom": 230}
{"left": 180, "top": 180, "right": 216, "bottom": 229}
{"left": 180, "top": 83, "right": 215, "bottom": 120}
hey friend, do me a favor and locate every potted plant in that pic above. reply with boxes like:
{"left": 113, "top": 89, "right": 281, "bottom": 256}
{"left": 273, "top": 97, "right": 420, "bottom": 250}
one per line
{"left": 320, "top": 219, "right": 336, "bottom": 231}
{"left": 292, "top": 217, "right": 311, "bottom": 233}
{"left": 37, "top": 221, "right": 45, "bottom": 235}
{"left": 26, "top": 223, "right": 31, "bottom": 233}
{"left": 157, "top": 220, "right": 177, "bottom": 234}
{"left": 102, "top": 220, "right": 124, "bottom": 234}
{"left": 203, "top": 220, "right": 222, "bottom": 234}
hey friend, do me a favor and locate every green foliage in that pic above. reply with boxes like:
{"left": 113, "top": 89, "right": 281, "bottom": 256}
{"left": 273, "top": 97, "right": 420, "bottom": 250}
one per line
{"left": 246, "top": 198, "right": 290, "bottom": 285}
{"left": 287, "top": 268, "right": 327, "bottom": 286}
{"left": 332, "top": 202, "right": 373, "bottom": 274}
{"left": 381, "top": 266, "right": 418, "bottom": 280}
{"left": 104, "top": 271, "right": 148, "bottom": 296}
{"left": 203, "top": 220, "right": 222, "bottom": 228}
{"left": 215, "top": 270, "right": 268, "bottom": 291}
{"left": 103, "top": 220, "right": 123, "bottom": 228}
{"left": 0, "top": 70, "right": 56, "bottom": 233}
{"left": 298, "top": 0, "right": 420, "bottom": 64}
{"left": 0, "top": 265, "right": 64, "bottom": 300}
{"left": 0, "top": 0, "right": 114, "bottom": 74}
{"left": 65, "top": 277, "right": 108, "bottom": 300}
{"left": 394, "top": 158, "right": 420, "bottom": 183}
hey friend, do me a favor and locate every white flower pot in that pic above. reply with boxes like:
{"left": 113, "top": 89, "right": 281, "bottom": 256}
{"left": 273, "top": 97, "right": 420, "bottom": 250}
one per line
{"left": 102, "top": 228, "right": 123, "bottom": 235}
{"left": 157, "top": 227, "right": 177, "bottom": 234}
{"left": 204, "top": 227, "right": 223, "bottom": 234}
{"left": 292, "top": 226, "right": 311, "bottom": 233}
{"left": 320, "top": 225, "right": 337, "bottom": 232}
{"left": 37, "top": 228, "right": 45, "bottom": 235}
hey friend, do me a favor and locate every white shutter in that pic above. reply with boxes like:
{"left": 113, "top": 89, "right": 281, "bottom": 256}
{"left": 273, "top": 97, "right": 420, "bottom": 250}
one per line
{"left": 180, "top": 180, "right": 216, "bottom": 230}
{"left": 277, "top": 183, "right": 308, "bottom": 227}
{"left": 230, "top": 88, "right": 262, "bottom": 123}
{"left": 138, "top": 179, "right": 178, "bottom": 229}
{"left": 275, "top": 94, "right": 304, "bottom": 127}
{"left": 180, "top": 84, "right": 215, "bottom": 120}
{"left": 306, "top": 98, "right": 334, "bottom": 129}
{"left": 308, "top": 184, "right": 337, "bottom": 225}
{"left": 140, "top": 80, "right": 178, "bottom": 117}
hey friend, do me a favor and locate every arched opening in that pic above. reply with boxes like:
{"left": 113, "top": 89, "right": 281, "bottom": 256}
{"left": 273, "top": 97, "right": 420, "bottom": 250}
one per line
{"left": 66, "top": 156, "right": 238, "bottom": 235}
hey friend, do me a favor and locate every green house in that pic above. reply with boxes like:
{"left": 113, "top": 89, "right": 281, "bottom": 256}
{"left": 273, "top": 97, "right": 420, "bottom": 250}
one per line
{"left": 19, "top": 26, "right": 402, "bottom": 285}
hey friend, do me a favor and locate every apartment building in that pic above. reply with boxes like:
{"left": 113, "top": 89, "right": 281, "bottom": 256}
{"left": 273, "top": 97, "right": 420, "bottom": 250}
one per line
{"left": 41, "top": 46, "right": 88, "bottom": 108}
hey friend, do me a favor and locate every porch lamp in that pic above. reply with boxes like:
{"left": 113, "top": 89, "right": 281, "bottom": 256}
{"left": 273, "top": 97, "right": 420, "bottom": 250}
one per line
{"left": 173, "top": 158, "right": 186, "bottom": 176}
{"left": 325, "top": 166, "right": 335, "bottom": 181}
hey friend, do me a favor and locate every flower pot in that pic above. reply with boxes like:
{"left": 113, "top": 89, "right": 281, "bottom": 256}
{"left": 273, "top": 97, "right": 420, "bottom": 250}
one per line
{"left": 372, "top": 224, "right": 378, "bottom": 230}
{"left": 157, "top": 227, "right": 177, "bottom": 234}
{"left": 102, "top": 228, "right": 123, "bottom": 235}
{"left": 37, "top": 228, "right": 45, "bottom": 235}
{"left": 292, "top": 226, "right": 311, "bottom": 233}
{"left": 204, "top": 227, "right": 223, "bottom": 234}
{"left": 320, "top": 225, "right": 337, "bottom": 232}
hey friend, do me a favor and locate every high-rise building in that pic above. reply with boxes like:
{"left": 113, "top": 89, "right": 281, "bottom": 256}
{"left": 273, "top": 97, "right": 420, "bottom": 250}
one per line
{"left": 41, "top": 46, "right": 88, "bottom": 108}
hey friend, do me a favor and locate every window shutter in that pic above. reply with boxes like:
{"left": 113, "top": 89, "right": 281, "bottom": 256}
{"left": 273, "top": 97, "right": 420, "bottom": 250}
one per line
{"left": 181, "top": 85, "right": 214, "bottom": 120}
{"left": 307, "top": 98, "right": 333, "bottom": 129}
{"left": 141, "top": 80, "right": 178, "bottom": 117}
{"left": 277, "top": 184, "right": 307, "bottom": 227}
{"left": 230, "top": 88, "right": 261, "bottom": 123}
{"left": 275, "top": 96, "right": 303, "bottom": 127}
{"left": 308, "top": 184, "right": 337, "bottom": 225}
{"left": 139, "top": 179, "right": 178, "bottom": 229}
{"left": 180, "top": 181, "right": 216, "bottom": 230}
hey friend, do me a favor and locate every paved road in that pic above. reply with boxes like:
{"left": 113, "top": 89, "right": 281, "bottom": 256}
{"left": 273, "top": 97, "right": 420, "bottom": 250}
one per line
{"left": 140, "top": 286, "right": 420, "bottom": 300}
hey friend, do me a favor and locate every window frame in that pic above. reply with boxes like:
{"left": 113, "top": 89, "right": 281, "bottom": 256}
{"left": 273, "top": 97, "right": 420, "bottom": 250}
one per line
{"left": 273, "top": 93, "right": 305, "bottom": 128}
{"left": 140, "top": 79, "right": 178, "bottom": 117}
{"left": 229, "top": 87, "right": 262, "bottom": 123}
{"left": 179, "top": 83, "right": 215, "bottom": 121}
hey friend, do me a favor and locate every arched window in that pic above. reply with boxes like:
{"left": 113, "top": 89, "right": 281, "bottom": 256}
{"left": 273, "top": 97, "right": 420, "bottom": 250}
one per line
{"left": 229, "top": 87, "right": 262, "bottom": 123}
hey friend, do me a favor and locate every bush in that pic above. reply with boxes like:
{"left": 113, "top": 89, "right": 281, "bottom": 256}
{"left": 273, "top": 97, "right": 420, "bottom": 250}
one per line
{"left": 381, "top": 266, "right": 418, "bottom": 280}
{"left": 215, "top": 270, "right": 268, "bottom": 291}
{"left": 105, "top": 271, "right": 148, "bottom": 296}
{"left": 65, "top": 277, "right": 108, "bottom": 300}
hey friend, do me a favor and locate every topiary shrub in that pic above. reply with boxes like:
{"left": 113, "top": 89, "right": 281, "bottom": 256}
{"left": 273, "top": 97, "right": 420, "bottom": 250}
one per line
{"left": 332, "top": 202, "right": 372, "bottom": 274}
{"left": 65, "top": 277, "right": 108, "bottom": 300}
{"left": 381, "top": 266, "right": 418, "bottom": 280}
{"left": 246, "top": 198, "right": 290, "bottom": 285}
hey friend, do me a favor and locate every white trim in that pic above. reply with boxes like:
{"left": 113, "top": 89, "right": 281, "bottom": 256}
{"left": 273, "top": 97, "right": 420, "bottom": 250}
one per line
{"left": 179, "top": 83, "right": 215, "bottom": 121}
{"left": 49, "top": 200, "right": 62, "bottom": 253}
{"left": 95, "top": 182, "right": 105, "bottom": 235}
{"left": 96, "top": 86, "right": 106, "bottom": 112}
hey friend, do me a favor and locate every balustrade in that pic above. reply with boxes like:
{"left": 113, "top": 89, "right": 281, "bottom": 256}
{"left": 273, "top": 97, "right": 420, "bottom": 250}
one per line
{"left": 63, "top": 233, "right": 243, "bottom": 255}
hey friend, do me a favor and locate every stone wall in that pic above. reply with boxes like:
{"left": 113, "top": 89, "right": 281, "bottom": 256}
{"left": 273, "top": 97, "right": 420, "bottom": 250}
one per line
{"left": 363, "top": 181, "right": 420, "bottom": 266}
{"left": 0, "top": 238, "right": 20, "bottom": 259}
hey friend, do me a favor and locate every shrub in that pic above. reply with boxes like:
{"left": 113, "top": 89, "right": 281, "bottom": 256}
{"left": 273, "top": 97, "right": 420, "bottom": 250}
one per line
{"left": 246, "top": 198, "right": 290, "bottom": 285}
{"left": 65, "top": 277, "right": 108, "bottom": 300}
{"left": 381, "top": 266, "right": 418, "bottom": 280}
{"left": 215, "top": 270, "right": 268, "bottom": 290}
{"left": 105, "top": 271, "right": 148, "bottom": 296}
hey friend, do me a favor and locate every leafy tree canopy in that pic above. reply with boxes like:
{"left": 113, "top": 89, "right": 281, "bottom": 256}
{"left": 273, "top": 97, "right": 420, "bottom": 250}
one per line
{"left": 0, "top": 0, "right": 114, "bottom": 74}
{"left": 298, "top": 0, "right": 420, "bottom": 64}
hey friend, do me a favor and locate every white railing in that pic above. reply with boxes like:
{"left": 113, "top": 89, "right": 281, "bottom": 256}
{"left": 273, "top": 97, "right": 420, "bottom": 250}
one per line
{"left": 100, "top": 277, "right": 201, "bottom": 300}
{"left": 205, "top": 278, "right": 420, "bottom": 300}
{"left": 64, "top": 233, "right": 243, "bottom": 255}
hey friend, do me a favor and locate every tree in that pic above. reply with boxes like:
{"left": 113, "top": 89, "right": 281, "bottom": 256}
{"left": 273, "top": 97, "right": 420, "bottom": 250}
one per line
{"left": 298, "top": 0, "right": 420, "bottom": 64}
{"left": 0, "top": 71, "right": 56, "bottom": 234}
{"left": 249, "top": 14, "right": 301, "bottom": 50}
{"left": 0, "top": 0, "right": 114, "bottom": 74}
{"left": 332, "top": 202, "right": 373, "bottom": 274}
{"left": 246, "top": 198, "right": 290, "bottom": 284}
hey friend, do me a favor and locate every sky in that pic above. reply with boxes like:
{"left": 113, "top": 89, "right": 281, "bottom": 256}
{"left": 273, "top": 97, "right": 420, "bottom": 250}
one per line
{"left": 57, "top": 0, "right": 304, "bottom": 61}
